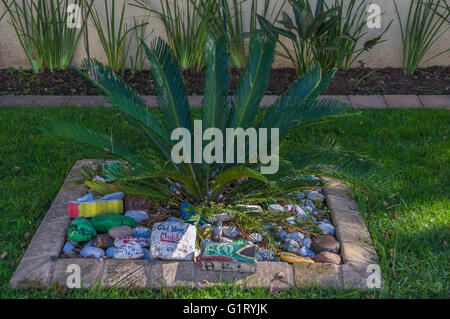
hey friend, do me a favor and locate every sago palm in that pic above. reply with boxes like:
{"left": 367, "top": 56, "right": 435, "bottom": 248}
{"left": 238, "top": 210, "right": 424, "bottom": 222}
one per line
{"left": 46, "top": 32, "right": 390, "bottom": 209}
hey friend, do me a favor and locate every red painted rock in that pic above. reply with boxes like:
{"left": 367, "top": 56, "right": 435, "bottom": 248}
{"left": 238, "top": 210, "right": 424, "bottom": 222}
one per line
{"left": 313, "top": 251, "right": 342, "bottom": 265}
{"left": 310, "top": 235, "right": 340, "bottom": 254}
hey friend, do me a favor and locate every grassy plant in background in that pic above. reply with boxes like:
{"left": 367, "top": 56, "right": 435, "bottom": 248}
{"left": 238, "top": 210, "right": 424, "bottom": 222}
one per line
{"left": 257, "top": 0, "right": 391, "bottom": 77}
{"left": 394, "top": 0, "right": 450, "bottom": 75}
{"left": 129, "top": 13, "right": 152, "bottom": 75}
{"left": 90, "top": 0, "right": 146, "bottom": 72}
{"left": 218, "top": 0, "right": 287, "bottom": 69}
{"left": 132, "top": 0, "right": 221, "bottom": 70}
{"left": 1, "top": 0, "right": 92, "bottom": 73}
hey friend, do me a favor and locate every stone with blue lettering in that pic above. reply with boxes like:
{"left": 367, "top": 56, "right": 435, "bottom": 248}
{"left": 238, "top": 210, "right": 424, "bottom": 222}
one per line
{"left": 150, "top": 222, "right": 197, "bottom": 260}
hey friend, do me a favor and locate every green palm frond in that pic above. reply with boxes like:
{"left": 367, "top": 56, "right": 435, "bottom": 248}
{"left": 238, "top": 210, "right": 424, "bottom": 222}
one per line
{"left": 229, "top": 34, "right": 277, "bottom": 130}
{"left": 202, "top": 32, "right": 230, "bottom": 131}
{"left": 288, "top": 138, "right": 392, "bottom": 191}
{"left": 212, "top": 166, "right": 271, "bottom": 200}
{"left": 143, "top": 38, "right": 192, "bottom": 133}
{"left": 44, "top": 121, "right": 134, "bottom": 160}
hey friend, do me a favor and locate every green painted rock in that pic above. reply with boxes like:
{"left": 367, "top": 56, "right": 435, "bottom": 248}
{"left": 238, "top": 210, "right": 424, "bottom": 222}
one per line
{"left": 67, "top": 218, "right": 97, "bottom": 242}
{"left": 91, "top": 213, "right": 136, "bottom": 233}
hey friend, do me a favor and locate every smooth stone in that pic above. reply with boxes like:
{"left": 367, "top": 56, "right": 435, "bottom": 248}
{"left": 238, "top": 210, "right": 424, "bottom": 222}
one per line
{"left": 285, "top": 239, "right": 301, "bottom": 252}
{"left": 299, "top": 246, "right": 316, "bottom": 257}
{"left": 310, "top": 235, "right": 340, "bottom": 254}
{"left": 67, "top": 218, "right": 97, "bottom": 242}
{"left": 108, "top": 225, "right": 133, "bottom": 238}
{"left": 114, "top": 236, "right": 150, "bottom": 248}
{"left": 300, "top": 199, "right": 315, "bottom": 212}
{"left": 124, "top": 210, "right": 149, "bottom": 223}
{"left": 207, "top": 211, "right": 235, "bottom": 223}
{"left": 268, "top": 204, "right": 284, "bottom": 213}
{"left": 105, "top": 247, "right": 117, "bottom": 258}
{"left": 113, "top": 242, "right": 144, "bottom": 259}
{"left": 234, "top": 204, "right": 263, "bottom": 213}
{"left": 318, "top": 222, "right": 335, "bottom": 235}
{"left": 166, "top": 217, "right": 183, "bottom": 223}
{"left": 80, "top": 246, "right": 105, "bottom": 259}
{"left": 150, "top": 222, "right": 197, "bottom": 260}
{"left": 133, "top": 227, "right": 152, "bottom": 238}
{"left": 313, "top": 251, "right": 342, "bottom": 265}
{"left": 62, "top": 241, "right": 76, "bottom": 253}
{"left": 92, "top": 233, "right": 114, "bottom": 249}
{"left": 213, "top": 220, "right": 223, "bottom": 237}
{"left": 249, "top": 233, "right": 263, "bottom": 243}
{"left": 222, "top": 225, "right": 240, "bottom": 238}
{"left": 101, "top": 192, "right": 124, "bottom": 201}
{"left": 302, "top": 237, "right": 312, "bottom": 248}
{"left": 285, "top": 231, "right": 305, "bottom": 242}
{"left": 77, "top": 193, "right": 94, "bottom": 202}
{"left": 307, "top": 190, "right": 325, "bottom": 201}
{"left": 91, "top": 213, "right": 136, "bottom": 233}
{"left": 277, "top": 230, "right": 287, "bottom": 239}
{"left": 82, "top": 240, "right": 93, "bottom": 248}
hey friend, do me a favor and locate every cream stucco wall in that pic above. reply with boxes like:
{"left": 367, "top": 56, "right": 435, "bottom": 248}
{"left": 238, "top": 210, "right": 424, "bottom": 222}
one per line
{"left": 0, "top": 0, "right": 449, "bottom": 70}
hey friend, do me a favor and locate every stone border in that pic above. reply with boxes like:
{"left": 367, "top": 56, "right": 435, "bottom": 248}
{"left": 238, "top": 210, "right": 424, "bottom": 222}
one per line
{"left": 0, "top": 95, "right": 449, "bottom": 109}
{"left": 10, "top": 160, "right": 383, "bottom": 290}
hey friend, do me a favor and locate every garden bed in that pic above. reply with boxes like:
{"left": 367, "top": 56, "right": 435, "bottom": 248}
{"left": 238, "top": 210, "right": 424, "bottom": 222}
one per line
{"left": 10, "top": 159, "right": 381, "bottom": 290}
{"left": 0, "top": 66, "right": 449, "bottom": 96}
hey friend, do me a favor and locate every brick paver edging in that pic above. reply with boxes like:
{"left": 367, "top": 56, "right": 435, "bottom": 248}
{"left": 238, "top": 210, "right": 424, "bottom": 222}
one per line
{"left": 10, "top": 159, "right": 383, "bottom": 290}
{"left": 0, "top": 95, "right": 449, "bottom": 109}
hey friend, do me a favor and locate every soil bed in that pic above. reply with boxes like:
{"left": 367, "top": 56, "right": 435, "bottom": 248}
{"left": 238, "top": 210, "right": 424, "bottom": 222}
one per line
{"left": 1, "top": 66, "right": 448, "bottom": 96}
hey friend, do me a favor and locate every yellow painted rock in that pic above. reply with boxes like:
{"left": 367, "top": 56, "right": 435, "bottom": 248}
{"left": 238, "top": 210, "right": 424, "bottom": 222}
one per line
{"left": 278, "top": 251, "right": 314, "bottom": 264}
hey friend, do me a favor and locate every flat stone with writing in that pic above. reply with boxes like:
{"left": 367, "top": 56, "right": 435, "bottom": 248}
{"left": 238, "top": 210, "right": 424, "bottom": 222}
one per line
{"left": 150, "top": 222, "right": 196, "bottom": 260}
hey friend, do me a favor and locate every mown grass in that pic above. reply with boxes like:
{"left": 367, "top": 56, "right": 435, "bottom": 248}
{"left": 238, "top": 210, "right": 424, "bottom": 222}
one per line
{"left": 0, "top": 106, "right": 448, "bottom": 299}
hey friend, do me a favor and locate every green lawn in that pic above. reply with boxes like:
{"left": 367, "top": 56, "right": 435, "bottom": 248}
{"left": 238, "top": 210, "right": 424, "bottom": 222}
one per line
{"left": 0, "top": 106, "right": 448, "bottom": 298}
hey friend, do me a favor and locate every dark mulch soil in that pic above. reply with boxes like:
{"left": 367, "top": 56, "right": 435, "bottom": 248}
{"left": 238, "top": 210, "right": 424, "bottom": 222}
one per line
{"left": 0, "top": 66, "right": 448, "bottom": 96}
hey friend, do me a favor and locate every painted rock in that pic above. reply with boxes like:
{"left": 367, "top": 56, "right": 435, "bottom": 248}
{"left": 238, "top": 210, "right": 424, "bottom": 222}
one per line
{"left": 222, "top": 226, "right": 240, "bottom": 238}
{"left": 150, "top": 222, "right": 197, "bottom": 260}
{"left": 114, "top": 236, "right": 150, "bottom": 248}
{"left": 124, "top": 210, "right": 149, "bottom": 223}
{"left": 299, "top": 246, "right": 316, "bottom": 257}
{"left": 268, "top": 204, "right": 284, "bottom": 213}
{"left": 291, "top": 205, "right": 308, "bottom": 219}
{"left": 283, "top": 204, "right": 293, "bottom": 212}
{"left": 80, "top": 246, "right": 105, "bottom": 259}
{"left": 318, "top": 222, "right": 335, "bottom": 235}
{"left": 67, "top": 218, "right": 97, "bottom": 242}
{"left": 307, "top": 190, "right": 325, "bottom": 201}
{"left": 200, "top": 241, "right": 257, "bottom": 272}
{"left": 133, "top": 227, "right": 152, "bottom": 238}
{"left": 180, "top": 202, "right": 207, "bottom": 225}
{"left": 296, "top": 192, "right": 305, "bottom": 199}
{"left": 310, "top": 235, "right": 340, "bottom": 254}
{"left": 91, "top": 213, "right": 136, "bottom": 233}
{"left": 313, "top": 251, "right": 341, "bottom": 265}
{"left": 285, "top": 239, "right": 301, "bottom": 252}
{"left": 113, "top": 242, "right": 144, "bottom": 259}
{"left": 105, "top": 247, "right": 117, "bottom": 258}
{"left": 92, "top": 233, "right": 114, "bottom": 249}
{"left": 258, "top": 251, "right": 275, "bottom": 261}
{"left": 68, "top": 192, "right": 124, "bottom": 218}
{"left": 108, "top": 225, "right": 133, "bottom": 238}
{"left": 62, "top": 241, "right": 76, "bottom": 253}
{"left": 234, "top": 205, "right": 262, "bottom": 213}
